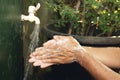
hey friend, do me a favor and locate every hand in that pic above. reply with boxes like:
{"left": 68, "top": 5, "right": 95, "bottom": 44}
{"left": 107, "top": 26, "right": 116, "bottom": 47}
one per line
{"left": 43, "top": 35, "right": 82, "bottom": 51}
{"left": 29, "top": 37, "right": 60, "bottom": 68}
{"left": 41, "top": 35, "right": 84, "bottom": 62}
{"left": 29, "top": 47, "right": 55, "bottom": 68}
{"left": 29, "top": 35, "right": 85, "bottom": 68}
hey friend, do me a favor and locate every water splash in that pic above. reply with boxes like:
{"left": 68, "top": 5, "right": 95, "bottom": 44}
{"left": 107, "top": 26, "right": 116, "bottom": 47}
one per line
{"left": 23, "top": 24, "right": 40, "bottom": 80}
{"left": 29, "top": 24, "right": 40, "bottom": 53}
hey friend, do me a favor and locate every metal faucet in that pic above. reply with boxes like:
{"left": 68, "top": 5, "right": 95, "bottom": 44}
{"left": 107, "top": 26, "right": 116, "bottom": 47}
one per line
{"left": 21, "top": 3, "right": 40, "bottom": 24}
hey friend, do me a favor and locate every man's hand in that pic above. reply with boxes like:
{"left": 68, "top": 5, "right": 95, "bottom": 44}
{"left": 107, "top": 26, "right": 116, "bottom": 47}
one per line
{"left": 29, "top": 36, "right": 84, "bottom": 68}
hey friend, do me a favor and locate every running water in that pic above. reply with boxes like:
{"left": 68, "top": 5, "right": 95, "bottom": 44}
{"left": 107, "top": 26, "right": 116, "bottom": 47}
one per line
{"left": 23, "top": 24, "right": 40, "bottom": 80}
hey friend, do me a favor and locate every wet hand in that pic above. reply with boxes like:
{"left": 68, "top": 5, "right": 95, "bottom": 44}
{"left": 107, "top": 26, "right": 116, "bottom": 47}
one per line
{"left": 39, "top": 36, "right": 84, "bottom": 64}
{"left": 29, "top": 35, "right": 85, "bottom": 68}
{"left": 29, "top": 47, "right": 55, "bottom": 68}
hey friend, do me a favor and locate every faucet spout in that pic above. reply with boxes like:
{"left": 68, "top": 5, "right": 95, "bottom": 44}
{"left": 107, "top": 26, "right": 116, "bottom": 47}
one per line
{"left": 34, "top": 16, "right": 40, "bottom": 24}
{"left": 21, "top": 14, "right": 40, "bottom": 24}
{"left": 21, "top": 3, "right": 40, "bottom": 24}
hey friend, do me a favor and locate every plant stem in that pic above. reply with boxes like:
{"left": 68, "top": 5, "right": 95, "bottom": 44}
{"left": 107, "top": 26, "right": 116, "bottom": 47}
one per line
{"left": 68, "top": 24, "right": 72, "bottom": 35}
{"left": 81, "top": 0, "right": 86, "bottom": 36}
{"left": 74, "top": 0, "right": 81, "bottom": 11}
{"left": 68, "top": 0, "right": 81, "bottom": 35}
{"left": 107, "top": 27, "right": 114, "bottom": 36}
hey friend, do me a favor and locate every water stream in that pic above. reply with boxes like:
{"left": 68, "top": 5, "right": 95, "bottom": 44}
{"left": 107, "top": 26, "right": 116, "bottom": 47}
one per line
{"left": 23, "top": 24, "right": 40, "bottom": 80}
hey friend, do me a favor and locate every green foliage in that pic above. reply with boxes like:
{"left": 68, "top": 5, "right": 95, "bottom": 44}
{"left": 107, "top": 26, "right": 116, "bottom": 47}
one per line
{"left": 85, "top": 0, "right": 120, "bottom": 36}
{"left": 45, "top": 0, "right": 80, "bottom": 29}
{"left": 45, "top": 0, "right": 120, "bottom": 36}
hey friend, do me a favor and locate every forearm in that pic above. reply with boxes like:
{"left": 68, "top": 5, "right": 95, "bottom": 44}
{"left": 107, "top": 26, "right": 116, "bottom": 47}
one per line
{"left": 83, "top": 46, "right": 120, "bottom": 68}
{"left": 75, "top": 49, "right": 120, "bottom": 80}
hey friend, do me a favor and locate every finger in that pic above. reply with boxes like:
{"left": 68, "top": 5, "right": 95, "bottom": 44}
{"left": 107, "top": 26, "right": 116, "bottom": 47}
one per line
{"left": 30, "top": 51, "right": 39, "bottom": 57}
{"left": 41, "top": 58, "right": 61, "bottom": 63}
{"left": 30, "top": 53, "right": 34, "bottom": 58}
{"left": 32, "top": 48, "right": 47, "bottom": 56}
{"left": 29, "top": 49, "right": 57, "bottom": 62}
{"left": 29, "top": 57, "right": 37, "bottom": 63}
{"left": 35, "top": 47, "right": 44, "bottom": 51}
{"left": 33, "top": 60, "right": 42, "bottom": 66}
{"left": 41, "top": 57, "right": 75, "bottom": 64}
{"left": 40, "top": 63, "right": 54, "bottom": 68}
{"left": 31, "top": 52, "right": 39, "bottom": 57}
{"left": 36, "top": 51, "right": 62, "bottom": 60}
{"left": 33, "top": 60, "right": 54, "bottom": 68}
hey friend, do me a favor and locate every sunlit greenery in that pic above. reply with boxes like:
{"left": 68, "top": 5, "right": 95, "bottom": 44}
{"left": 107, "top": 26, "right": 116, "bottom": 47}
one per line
{"left": 85, "top": 0, "right": 120, "bottom": 36}
{"left": 44, "top": 0, "right": 120, "bottom": 36}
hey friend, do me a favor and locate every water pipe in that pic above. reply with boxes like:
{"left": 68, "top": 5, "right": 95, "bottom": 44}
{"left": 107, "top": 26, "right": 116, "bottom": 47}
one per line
{"left": 21, "top": 3, "right": 40, "bottom": 24}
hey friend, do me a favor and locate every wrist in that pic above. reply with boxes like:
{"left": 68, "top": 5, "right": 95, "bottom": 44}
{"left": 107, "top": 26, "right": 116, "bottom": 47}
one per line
{"left": 72, "top": 47, "right": 87, "bottom": 65}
